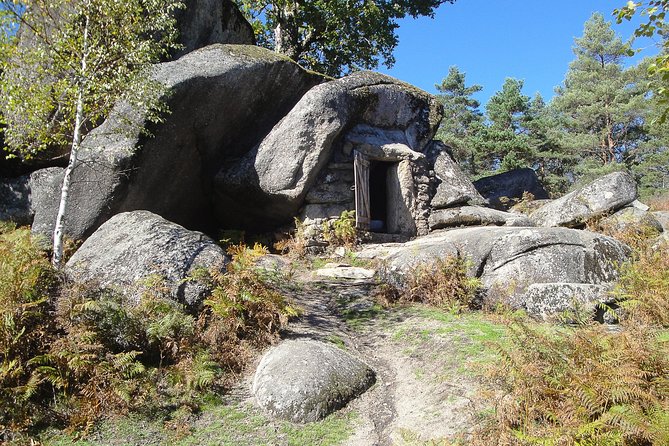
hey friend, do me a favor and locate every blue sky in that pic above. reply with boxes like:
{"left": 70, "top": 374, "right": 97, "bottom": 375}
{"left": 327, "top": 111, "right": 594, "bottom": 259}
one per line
{"left": 378, "top": 0, "right": 659, "bottom": 107}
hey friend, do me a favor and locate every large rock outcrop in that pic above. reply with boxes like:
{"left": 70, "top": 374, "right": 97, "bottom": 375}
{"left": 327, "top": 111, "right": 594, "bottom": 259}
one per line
{"left": 252, "top": 340, "right": 376, "bottom": 423}
{"left": 360, "top": 227, "right": 630, "bottom": 318}
{"left": 530, "top": 171, "right": 637, "bottom": 228}
{"left": 473, "top": 168, "right": 549, "bottom": 210}
{"left": 215, "top": 71, "right": 443, "bottom": 230}
{"left": 31, "top": 45, "right": 323, "bottom": 242}
{"left": 66, "top": 211, "right": 227, "bottom": 309}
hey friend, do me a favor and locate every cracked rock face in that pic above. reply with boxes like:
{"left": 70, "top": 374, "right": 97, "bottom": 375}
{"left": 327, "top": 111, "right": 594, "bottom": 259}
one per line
{"left": 360, "top": 226, "right": 630, "bottom": 318}
{"left": 253, "top": 340, "right": 376, "bottom": 423}
{"left": 66, "top": 210, "right": 227, "bottom": 310}
{"left": 530, "top": 171, "right": 638, "bottom": 228}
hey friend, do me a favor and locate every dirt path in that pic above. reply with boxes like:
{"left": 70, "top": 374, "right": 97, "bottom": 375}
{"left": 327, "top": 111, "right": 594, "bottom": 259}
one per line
{"left": 269, "top": 271, "right": 487, "bottom": 445}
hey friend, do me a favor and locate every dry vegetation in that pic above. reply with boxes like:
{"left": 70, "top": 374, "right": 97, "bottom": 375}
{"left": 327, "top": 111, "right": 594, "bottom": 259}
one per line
{"left": 470, "top": 238, "right": 669, "bottom": 446}
{"left": 392, "top": 255, "right": 482, "bottom": 313}
{"left": 0, "top": 228, "right": 296, "bottom": 442}
{"left": 646, "top": 192, "right": 669, "bottom": 211}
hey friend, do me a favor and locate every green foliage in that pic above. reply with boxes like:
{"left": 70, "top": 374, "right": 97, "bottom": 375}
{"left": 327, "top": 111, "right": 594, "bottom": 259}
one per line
{"left": 553, "top": 13, "right": 646, "bottom": 173}
{"left": 434, "top": 66, "right": 484, "bottom": 175}
{"left": 0, "top": 223, "right": 57, "bottom": 435}
{"left": 0, "top": 229, "right": 299, "bottom": 438}
{"left": 322, "top": 210, "right": 357, "bottom": 247}
{"left": 0, "top": 0, "right": 184, "bottom": 157}
{"left": 236, "top": 0, "right": 455, "bottom": 77}
{"left": 399, "top": 255, "right": 482, "bottom": 313}
{"left": 616, "top": 1, "right": 669, "bottom": 121}
{"left": 0, "top": 0, "right": 184, "bottom": 266}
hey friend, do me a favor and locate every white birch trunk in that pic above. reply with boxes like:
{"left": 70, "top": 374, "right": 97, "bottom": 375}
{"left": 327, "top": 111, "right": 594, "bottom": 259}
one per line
{"left": 52, "top": 9, "right": 89, "bottom": 268}
{"left": 51, "top": 91, "right": 84, "bottom": 267}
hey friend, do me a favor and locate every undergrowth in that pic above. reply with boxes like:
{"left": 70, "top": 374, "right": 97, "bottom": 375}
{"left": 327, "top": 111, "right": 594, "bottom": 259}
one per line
{"left": 0, "top": 223, "right": 58, "bottom": 436}
{"left": 377, "top": 255, "right": 482, "bottom": 314}
{"left": 0, "top": 227, "right": 295, "bottom": 442}
{"left": 473, "top": 238, "right": 669, "bottom": 445}
{"left": 646, "top": 192, "right": 669, "bottom": 211}
{"left": 322, "top": 210, "right": 357, "bottom": 247}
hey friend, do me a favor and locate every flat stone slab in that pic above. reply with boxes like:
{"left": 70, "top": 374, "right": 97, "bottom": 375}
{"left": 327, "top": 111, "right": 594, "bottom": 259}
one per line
{"left": 253, "top": 340, "right": 376, "bottom": 423}
{"left": 428, "top": 206, "right": 533, "bottom": 230}
{"left": 315, "top": 264, "right": 376, "bottom": 280}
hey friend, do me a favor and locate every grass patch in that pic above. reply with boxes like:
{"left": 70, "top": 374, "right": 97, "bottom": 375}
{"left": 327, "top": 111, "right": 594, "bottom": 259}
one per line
{"left": 43, "top": 403, "right": 357, "bottom": 446}
{"left": 340, "top": 301, "right": 386, "bottom": 330}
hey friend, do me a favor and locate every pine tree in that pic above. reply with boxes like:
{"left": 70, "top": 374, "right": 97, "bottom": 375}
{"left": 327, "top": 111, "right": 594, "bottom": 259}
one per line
{"left": 525, "top": 94, "right": 578, "bottom": 195}
{"left": 434, "top": 66, "right": 483, "bottom": 175}
{"left": 479, "top": 78, "right": 534, "bottom": 175}
{"left": 553, "top": 12, "right": 647, "bottom": 181}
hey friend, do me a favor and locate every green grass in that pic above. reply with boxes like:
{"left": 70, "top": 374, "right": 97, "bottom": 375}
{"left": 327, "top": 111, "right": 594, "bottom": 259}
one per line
{"left": 42, "top": 403, "right": 357, "bottom": 446}
{"left": 326, "top": 334, "right": 347, "bottom": 349}
{"left": 388, "top": 305, "right": 560, "bottom": 379}
{"left": 340, "top": 302, "right": 385, "bottom": 329}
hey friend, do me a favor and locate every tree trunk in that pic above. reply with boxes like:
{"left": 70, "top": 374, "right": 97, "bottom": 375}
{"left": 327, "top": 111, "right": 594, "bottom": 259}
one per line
{"left": 52, "top": 90, "right": 84, "bottom": 267}
{"left": 52, "top": 9, "right": 89, "bottom": 268}
{"left": 273, "top": 1, "right": 301, "bottom": 61}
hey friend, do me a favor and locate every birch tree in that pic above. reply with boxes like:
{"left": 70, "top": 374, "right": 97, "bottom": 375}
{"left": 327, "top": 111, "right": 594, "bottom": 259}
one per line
{"left": 0, "top": 0, "right": 183, "bottom": 266}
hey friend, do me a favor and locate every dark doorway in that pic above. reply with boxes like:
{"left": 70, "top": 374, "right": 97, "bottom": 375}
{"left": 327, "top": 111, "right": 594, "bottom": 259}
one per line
{"left": 368, "top": 161, "right": 391, "bottom": 232}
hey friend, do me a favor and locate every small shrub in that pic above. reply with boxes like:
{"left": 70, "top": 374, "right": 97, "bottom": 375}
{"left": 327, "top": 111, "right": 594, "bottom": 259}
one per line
{"left": 274, "top": 217, "right": 308, "bottom": 257}
{"left": 198, "top": 243, "right": 298, "bottom": 371}
{"left": 218, "top": 229, "right": 246, "bottom": 250}
{"left": 399, "top": 255, "right": 482, "bottom": 313}
{"left": 322, "top": 210, "right": 357, "bottom": 247}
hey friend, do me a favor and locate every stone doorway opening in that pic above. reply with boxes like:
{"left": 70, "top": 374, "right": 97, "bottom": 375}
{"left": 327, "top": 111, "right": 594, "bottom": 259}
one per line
{"left": 368, "top": 161, "right": 392, "bottom": 232}
{"left": 355, "top": 150, "right": 415, "bottom": 235}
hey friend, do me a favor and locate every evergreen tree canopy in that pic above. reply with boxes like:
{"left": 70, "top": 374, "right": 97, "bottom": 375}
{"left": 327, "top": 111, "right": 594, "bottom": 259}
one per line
{"left": 553, "top": 12, "right": 646, "bottom": 171}
{"left": 480, "top": 78, "right": 534, "bottom": 174}
{"left": 434, "top": 66, "right": 483, "bottom": 174}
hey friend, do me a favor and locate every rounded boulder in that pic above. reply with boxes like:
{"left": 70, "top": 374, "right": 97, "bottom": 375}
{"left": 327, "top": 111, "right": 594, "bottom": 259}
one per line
{"left": 252, "top": 340, "right": 376, "bottom": 423}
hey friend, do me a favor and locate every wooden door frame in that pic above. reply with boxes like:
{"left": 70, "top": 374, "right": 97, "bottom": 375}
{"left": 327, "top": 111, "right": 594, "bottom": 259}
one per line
{"left": 354, "top": 150, "right": 370, "bottom": 230}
